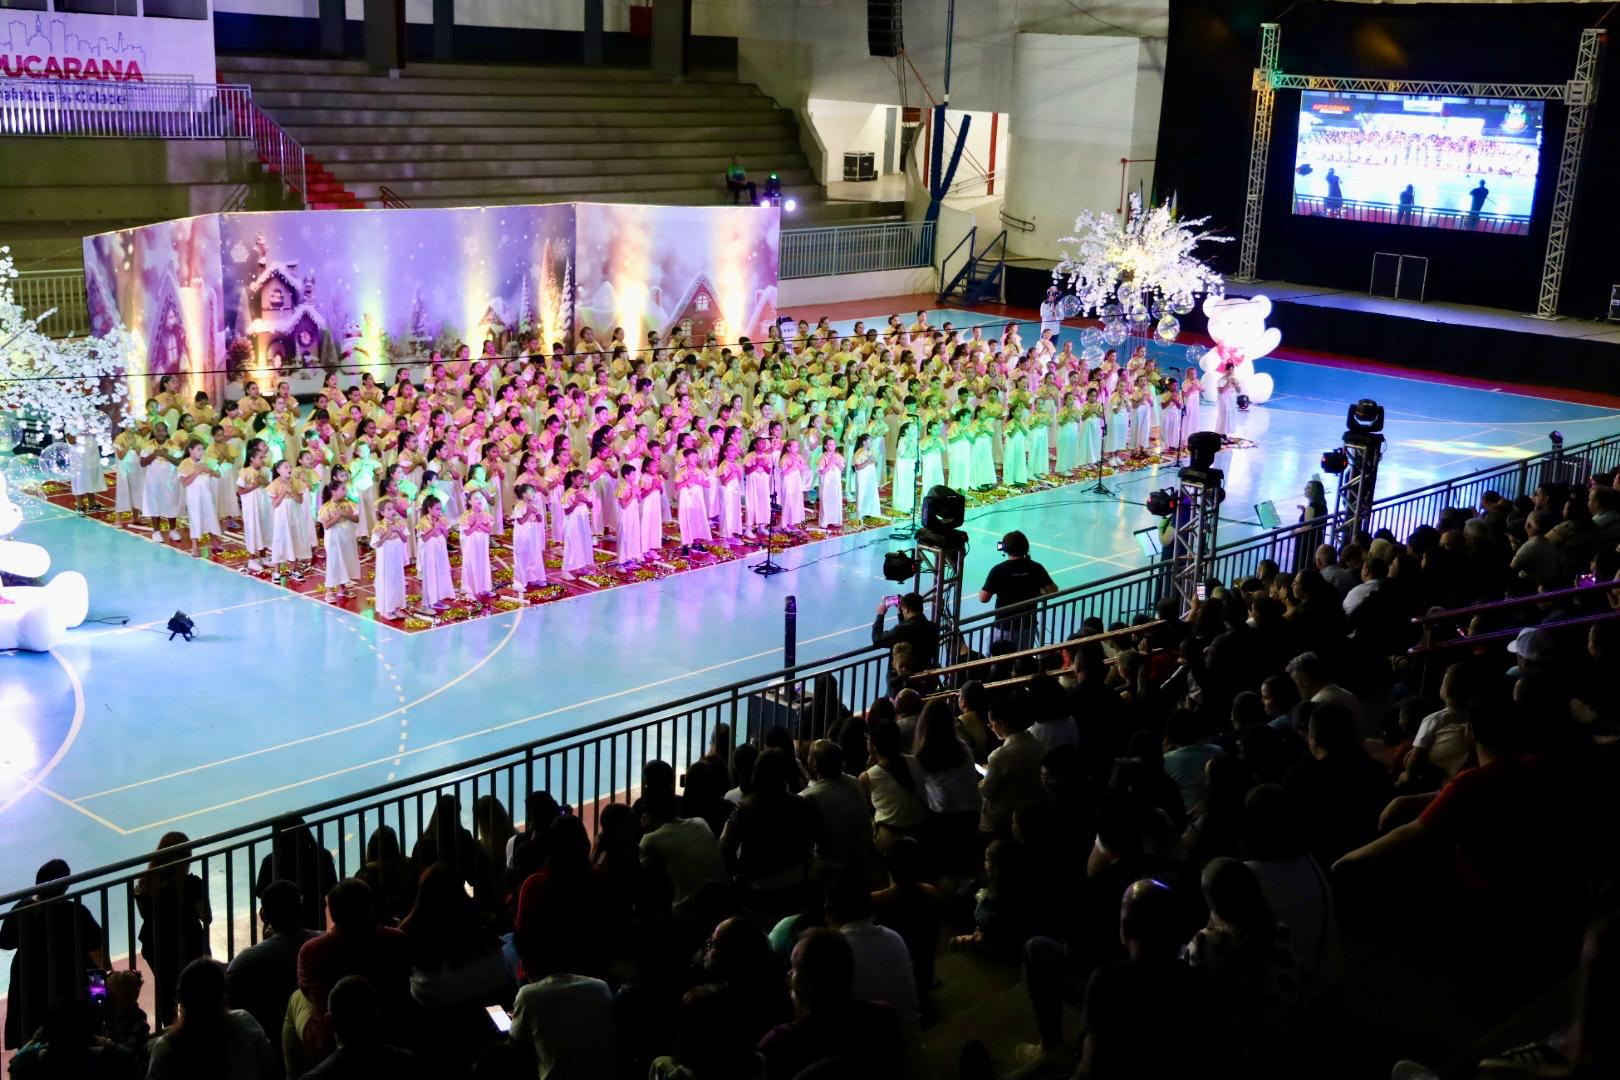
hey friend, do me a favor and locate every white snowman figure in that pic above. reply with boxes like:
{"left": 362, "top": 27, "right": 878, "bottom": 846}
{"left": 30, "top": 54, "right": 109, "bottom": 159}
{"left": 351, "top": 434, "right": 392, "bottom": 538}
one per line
{"left": 1198, "top": 295, "right": 1281, "bottom": 405}
{"left": 0, "top": 473, "right": 90, "bottom": 651}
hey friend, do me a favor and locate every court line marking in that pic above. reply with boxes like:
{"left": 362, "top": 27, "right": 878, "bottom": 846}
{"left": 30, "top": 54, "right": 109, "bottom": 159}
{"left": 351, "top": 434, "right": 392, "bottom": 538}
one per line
{"left": 111, "top": 618, "right": 877, "bottom": 834}
{"left": 0, "top": 648, "right": 86, "bottom": 816}
{"left": 69, "top": 608, "right": 525, "bottom": 802}
{"left": 72, "top": 595, "right": 293, "bottom": 639}
{"left": 38, "top": 785, "right": 131, "bottom": 835}
{"left": 1264, "top": 353, "right": 1620, "bottom": 410}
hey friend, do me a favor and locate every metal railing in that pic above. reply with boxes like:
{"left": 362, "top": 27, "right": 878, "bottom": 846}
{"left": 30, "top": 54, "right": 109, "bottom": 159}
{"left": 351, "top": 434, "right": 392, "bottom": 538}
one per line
{"left": 12, "top": 269, "right": 90, "bottom": 338}
{"left": 779, "top": 220, "right": 935, "bottom": 280}
{"left": 0, "top": 76, "right": 307, "bottom": 204}
{"left": 1292, "top": 194, "right": 1531, "bottom": 236}
{"left": 3, "top": 429, "right": 1618, "bottom": 1003}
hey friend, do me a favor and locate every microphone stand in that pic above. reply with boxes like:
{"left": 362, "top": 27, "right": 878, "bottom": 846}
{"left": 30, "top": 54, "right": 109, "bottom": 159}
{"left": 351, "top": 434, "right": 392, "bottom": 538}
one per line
{"left": 752, "top": 448, "right": 787, "bottom": 577}
{"left": 1089, "top": 413, "right": 1116, "bottom": 497}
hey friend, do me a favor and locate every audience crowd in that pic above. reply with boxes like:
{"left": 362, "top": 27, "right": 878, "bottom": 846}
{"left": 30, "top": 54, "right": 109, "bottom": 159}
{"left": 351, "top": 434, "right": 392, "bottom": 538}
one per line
{"left": 5, "top": 472, "right": 1620, "bottom": 1080}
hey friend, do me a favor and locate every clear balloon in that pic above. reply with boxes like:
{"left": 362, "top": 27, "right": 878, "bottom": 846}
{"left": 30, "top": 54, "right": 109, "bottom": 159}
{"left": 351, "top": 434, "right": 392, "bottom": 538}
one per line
{"left": 1079, "top": 328, "right": 1105, "bottom": 351}
{"left": 1155, "top": 315, "right": 1181, "bottom": 344}
{"left": 1058, "top": 294, "right": 1084, "bottom": 320}
{"left": 1170, "top": 295, "right": 1194, "bottom": 316}
{"left": 1102, "top": 320, "right": 1128, "bottom": 347}
{"left": 1186, "top": 344, "right": 1207, "bottom": 367}
{"left": 1116, "top": 282, "right": 1135, "bottom": 307}
{"left": 3, "top": 453, "right": 46, "bottom": 493}
{"left": 1080, "top": 344, "right": 1105, "bottom": 363}
{"left": 40, "top": 441, "right": 78, "bottom": 480}
{"left": 0, "top": 414, "right": 19, "bottom": 451}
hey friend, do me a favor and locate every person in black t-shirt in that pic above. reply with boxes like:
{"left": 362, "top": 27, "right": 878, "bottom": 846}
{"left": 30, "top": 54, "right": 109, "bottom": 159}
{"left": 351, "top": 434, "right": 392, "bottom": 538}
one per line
{"left": 978, "top": 531, "right": 1057, "bottom": 649}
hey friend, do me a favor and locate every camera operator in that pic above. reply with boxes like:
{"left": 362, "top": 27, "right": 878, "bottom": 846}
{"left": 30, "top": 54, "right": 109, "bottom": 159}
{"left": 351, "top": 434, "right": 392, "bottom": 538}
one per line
{"left": 979, "top": 531, "right": 1058, "bottom": 649}
{"left": 873, "top": 592, "right": 939, "bottom": 680}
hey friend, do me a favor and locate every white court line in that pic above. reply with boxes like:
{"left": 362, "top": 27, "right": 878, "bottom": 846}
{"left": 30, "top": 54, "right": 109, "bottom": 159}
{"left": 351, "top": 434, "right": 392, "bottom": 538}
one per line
{"left": 72, "top": 595, "right": 293, "bottom": 638}
{"left": 114, "top": 618, "right": 876, "bottom": 834}
{"left": 0, "top": 649, "right": 86, "bottom": 815}
{"left": 69, "top": 608, "right": 526, "bottom": 802}
{"left": 38, "top": 785, "right": 131, "bottom": 835}
{"left": 1266, "top": 353, "right": 1620, "bottom": 410}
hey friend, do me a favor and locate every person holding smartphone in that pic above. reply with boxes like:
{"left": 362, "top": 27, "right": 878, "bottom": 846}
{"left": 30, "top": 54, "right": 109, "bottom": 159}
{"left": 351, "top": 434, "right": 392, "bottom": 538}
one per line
{"left": 872, "top": 592, "right": 939, "bottom": 677}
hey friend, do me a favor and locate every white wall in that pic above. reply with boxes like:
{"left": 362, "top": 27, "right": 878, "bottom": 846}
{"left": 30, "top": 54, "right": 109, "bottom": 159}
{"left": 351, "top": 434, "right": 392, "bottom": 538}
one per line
{"left": 1002, "top": 32, "right": 1162, "bottom": 260}
{"left": 779, "top": 266, "right": 934, "bottom": 307}
{"left": 804, "top": 99, "right": 885, "bottom": 182}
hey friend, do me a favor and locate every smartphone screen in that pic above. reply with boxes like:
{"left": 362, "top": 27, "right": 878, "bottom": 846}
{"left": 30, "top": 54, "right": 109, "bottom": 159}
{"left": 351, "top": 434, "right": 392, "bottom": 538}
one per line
{"left": 884, "top": 594, "right": 900, "bottom": 608}
{"left": 486, "top": 1004, "right": 512, "bottom": 1033}
{"left": 1195, "top": 583, "right": 1207, "bottom": 602}
{"left": 973, "top": 762, "right": 987, "bottom": 778}
{"left": 1579, "top": 573, "right": 1598, "bottom": 587}
{"left": 87, "top": 969, "right": 107, "bottom": 1004}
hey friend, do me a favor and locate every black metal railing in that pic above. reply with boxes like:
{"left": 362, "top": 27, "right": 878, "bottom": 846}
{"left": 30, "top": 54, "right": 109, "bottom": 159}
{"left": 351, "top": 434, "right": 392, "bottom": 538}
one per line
{"left": 4, "top": 429, "right": 1617, "bottom": 1000}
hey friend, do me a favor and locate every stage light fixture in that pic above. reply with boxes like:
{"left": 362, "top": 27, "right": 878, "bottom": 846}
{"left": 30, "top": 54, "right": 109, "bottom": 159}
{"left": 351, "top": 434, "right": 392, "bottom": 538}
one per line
{"left": 1321, "top": 448, "right": 1348, "bottom": 475}
{"left": 1186, "top": 431, "right": 1223, "bottom": 471}
{"left": 167, "top": 610, "right": 195, "bottom": 641}
{"left": 1145, "top": 488, "right": 1178, "bottom": 517}
{"left": 1549, "top": 429, "right": 1564, "bottom": 448}
{"left": 1236, "top": 394, "right": 1251, "bottom": 412}
{"left": 921, "top": 485, "right": 965, "bottom": 531}
{"left": 883, "top": 551, "right": 918, "bottom": 582}
{"left": 783, "top": 198, "right": 798, "bottom": 213}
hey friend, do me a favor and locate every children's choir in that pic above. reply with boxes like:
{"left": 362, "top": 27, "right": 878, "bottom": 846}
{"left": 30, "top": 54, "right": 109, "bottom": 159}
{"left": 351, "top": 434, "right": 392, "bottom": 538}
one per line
{"left": 95, "top": 314, "right": 1209, "bottom": 617}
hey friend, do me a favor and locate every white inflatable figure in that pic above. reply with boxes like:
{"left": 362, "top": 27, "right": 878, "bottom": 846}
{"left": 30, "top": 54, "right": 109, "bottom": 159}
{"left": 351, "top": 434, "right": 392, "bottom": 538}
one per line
{"left": 0, "top": 474, "right": 90, "bottom": 652}
{"left": 1198, "top": 295, "right": 1280, "bottom": 405}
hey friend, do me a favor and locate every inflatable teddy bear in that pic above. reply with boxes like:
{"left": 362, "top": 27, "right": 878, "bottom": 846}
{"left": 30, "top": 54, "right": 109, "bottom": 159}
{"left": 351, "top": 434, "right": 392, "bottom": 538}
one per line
{"left": 1198, "top": 295, "right": 1281, "bottom": 405}
{"left": 0, "top": 473, "right": 90, "bottom": 652}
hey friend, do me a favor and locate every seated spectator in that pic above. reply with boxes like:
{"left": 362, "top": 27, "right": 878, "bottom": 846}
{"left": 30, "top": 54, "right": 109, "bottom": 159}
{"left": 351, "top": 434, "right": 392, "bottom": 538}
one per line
{"left": 294, "top": 878, "right": 411, "bottom": 1066}
{"left": 893, "top": 688, "right": 925, "bottom": 746}
{"left": 954, "top": 680, "right": 995, "bottom": 762}
{"left": 1285, "top": 704, "right": 1392, "bottom": 866}
{"left": 1184, "top": 858, "right": 1306, "bottom": 1040}
{"left": 304, "top": 976, "right": 422, "bottom": 1079}
{"left": 694, "top": 916, "right": 793, "bottom": 1061}
{"left": 1161, "top": 709, "right": 1224, "bottom": 811}
{"left": 1342, "top": 554, "right": 1388, "bottom": 616}
{"left": 6, "top": 999, "right": 138, "bottom": 1080}
{"left": 514, "top": 816, "right": 605, "bottom": 978}
{"left": 357, "top": 826, "right": 416, "bottom": 924}
{"left": 870, "top": 838, "right": 940, "bottom": 1023}
{"left": 225, "top": 879, "right": 316, "bottom": 1063}
{"left": 1182, "top": 754, "right": 1250, "bottom": 867}
{"left": 639, "top": 788, "right": 728, "bottom": 921}
{"left": 255, "top": 817, "right": 338, "bottom": 936}
{"left": 399, "top": 864, "right": 513, "bottom": 1011}
{"left": 505, "top": 791, "right": 562, "bottom": 886}
{"left": 824, "top": 872, "right": 920, "bottom": 1048}
{"left": 1402, "top": 661, "right": 1480, "bottom": 788}
{"left": 147, "top": 959, "right": 276, "bottom": 1080}
{"left": 1078, "top": 880, "right": 1225, "bottom": 1079}
{"left": 1286, "top": 651, "right": 1363, "bottom": 733}
{"left": 410, "top": 796, "right": 493, "bottom": 904}
{"left": 508, "top": 938, "right": 618, "bottom": 1080}
{"left": 1261, "top": 672, "right": 1302, "bottom": 732}
{"left": 980, "top": 688, "right": 1044, "bottom": 835}
{"left": 1026, "top": 674, "right": 1079, "bottom": 751}
{"left": 860, "top": 717, "right": 928, "bottom": 847}
{"left": 759, "top": 928, "right": 904, "bottom": 1080}
{"left": 724, "top": 157, "right": 757, "bottom": 205}
{"left": 1511, "top": 509, "right": 1563, "bottom": 587}
{"left": 1242, "top": 784, "right": 1339, "bottom": 1000}
{"left": 720, "top": 748, "right": 819, "bottom": 921}
{"left": 678, "top": 757, "right": 735, "bottom": 839}
{"left": 801, "top": 739, "right": 882, "bottom": 887}
{"left": 952, "top": 837, "right": 1037, "bottom": 960}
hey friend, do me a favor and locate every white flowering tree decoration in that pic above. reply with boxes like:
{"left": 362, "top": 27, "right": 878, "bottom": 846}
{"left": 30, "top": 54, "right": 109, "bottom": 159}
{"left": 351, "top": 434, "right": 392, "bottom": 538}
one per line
{"left": 1053, "top": 194, "right": 1229, "bottom": 319}
{"left": 0, "top": 246, "right": 138, "bottom": 451}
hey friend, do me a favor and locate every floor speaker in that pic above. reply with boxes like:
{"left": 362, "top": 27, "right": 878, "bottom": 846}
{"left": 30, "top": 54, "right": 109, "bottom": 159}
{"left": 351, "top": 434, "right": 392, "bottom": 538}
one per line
{"left": 868, "top": 0, "right": 902, "bottom": 57}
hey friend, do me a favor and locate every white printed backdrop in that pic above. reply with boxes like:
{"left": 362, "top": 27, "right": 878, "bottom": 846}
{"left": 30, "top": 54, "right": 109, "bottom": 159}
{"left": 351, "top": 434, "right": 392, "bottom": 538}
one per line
{"left": 0, "top": 7, "right": 216, "bottom": 86}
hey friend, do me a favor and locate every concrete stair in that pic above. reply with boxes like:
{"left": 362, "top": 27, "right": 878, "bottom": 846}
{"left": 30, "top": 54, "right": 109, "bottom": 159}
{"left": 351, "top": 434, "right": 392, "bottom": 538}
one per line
{"left": 216, "top": 55, "right": 826, "bottom": 213}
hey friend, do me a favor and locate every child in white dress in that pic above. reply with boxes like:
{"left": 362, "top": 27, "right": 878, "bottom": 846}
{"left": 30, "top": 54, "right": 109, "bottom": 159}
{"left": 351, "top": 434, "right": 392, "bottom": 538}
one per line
{"left": 319, "top": 480, "right": 362, "bottom": 599}
{"left": 818, "top": 437, "right": 846, "bottom": 529}
{"left": 510, "top": 483, "right": 549, "bottom": 591}
{"left": 417, "top": 495, "right": 455, "bottom": 610}
{"left": 177, "top": 439, "right": 219, "bottom": 558}
{"left": 615, "top": 463, "right": 643, "bottom": 566}
{"left": 560, "top": 469, "right": 597, "bottom": 577}
{"left": 675, "top": 449, "right": 712, "bottom": 550}
{"left": 852, "top": 435, "right": 880, "bottom": 520}
{"left": 371, "top": 501, "right": 409, "bottom": 619}
{"left": 459, "top": 491, "right": 495, "bottom": 598}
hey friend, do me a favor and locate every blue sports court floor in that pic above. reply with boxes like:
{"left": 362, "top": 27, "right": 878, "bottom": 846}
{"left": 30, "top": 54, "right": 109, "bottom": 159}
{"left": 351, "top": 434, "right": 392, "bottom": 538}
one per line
{"left": 5, "top": 306, "right": 1619, "bottom": 887}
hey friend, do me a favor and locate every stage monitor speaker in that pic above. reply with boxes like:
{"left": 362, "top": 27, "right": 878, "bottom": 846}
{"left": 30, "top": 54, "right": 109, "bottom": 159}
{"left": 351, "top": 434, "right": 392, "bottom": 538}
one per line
{"left": 868, "top": 0, "right": 902, "bottom": 57}
{"left": 1608, "top": 285, "right": 1620, "bottom": 323}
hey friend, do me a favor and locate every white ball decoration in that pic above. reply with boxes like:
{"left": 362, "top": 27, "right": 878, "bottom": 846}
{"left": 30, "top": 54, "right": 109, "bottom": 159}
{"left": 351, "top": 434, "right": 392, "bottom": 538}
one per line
{"left": 40, "top": 441, "right": 78, "bottom": 480}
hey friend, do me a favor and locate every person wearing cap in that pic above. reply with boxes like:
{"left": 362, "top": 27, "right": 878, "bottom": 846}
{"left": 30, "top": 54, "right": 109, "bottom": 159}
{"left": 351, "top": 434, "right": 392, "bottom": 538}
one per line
{"left": 979, "top": 530, "right": 1058, "bottom": 650}
{"left": 1506, "top": 627, "right": 1555, "bottom": 677}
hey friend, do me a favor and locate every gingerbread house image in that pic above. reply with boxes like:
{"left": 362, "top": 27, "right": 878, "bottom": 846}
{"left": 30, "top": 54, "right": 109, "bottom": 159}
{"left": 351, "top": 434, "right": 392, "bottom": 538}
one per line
{"left": 663, "top": 273, "right": 728, "bottom": 342}
{"left": 477, "top": 296, "right": 514, "bottom": 354}
{"left": 243, "top": 255, "right": 328, "bottom": 367}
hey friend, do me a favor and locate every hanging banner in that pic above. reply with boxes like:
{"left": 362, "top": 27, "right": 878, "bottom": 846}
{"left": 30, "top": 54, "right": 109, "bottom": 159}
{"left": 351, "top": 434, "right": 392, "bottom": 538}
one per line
{"left": 0, "top": 8, "right": 217, "bottom": 87}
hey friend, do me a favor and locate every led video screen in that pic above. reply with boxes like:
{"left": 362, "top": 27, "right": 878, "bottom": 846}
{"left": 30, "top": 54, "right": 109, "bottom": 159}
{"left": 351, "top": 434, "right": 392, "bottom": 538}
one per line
{"left": 1292, "top": 91, "right": 1544, "bottom": 236}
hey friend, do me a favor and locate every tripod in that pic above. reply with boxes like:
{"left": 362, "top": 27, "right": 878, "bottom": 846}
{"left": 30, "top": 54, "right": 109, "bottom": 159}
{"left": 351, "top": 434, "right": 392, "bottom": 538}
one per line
{"left": 752, "top": 458, "right": 788, "bottom": 577}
